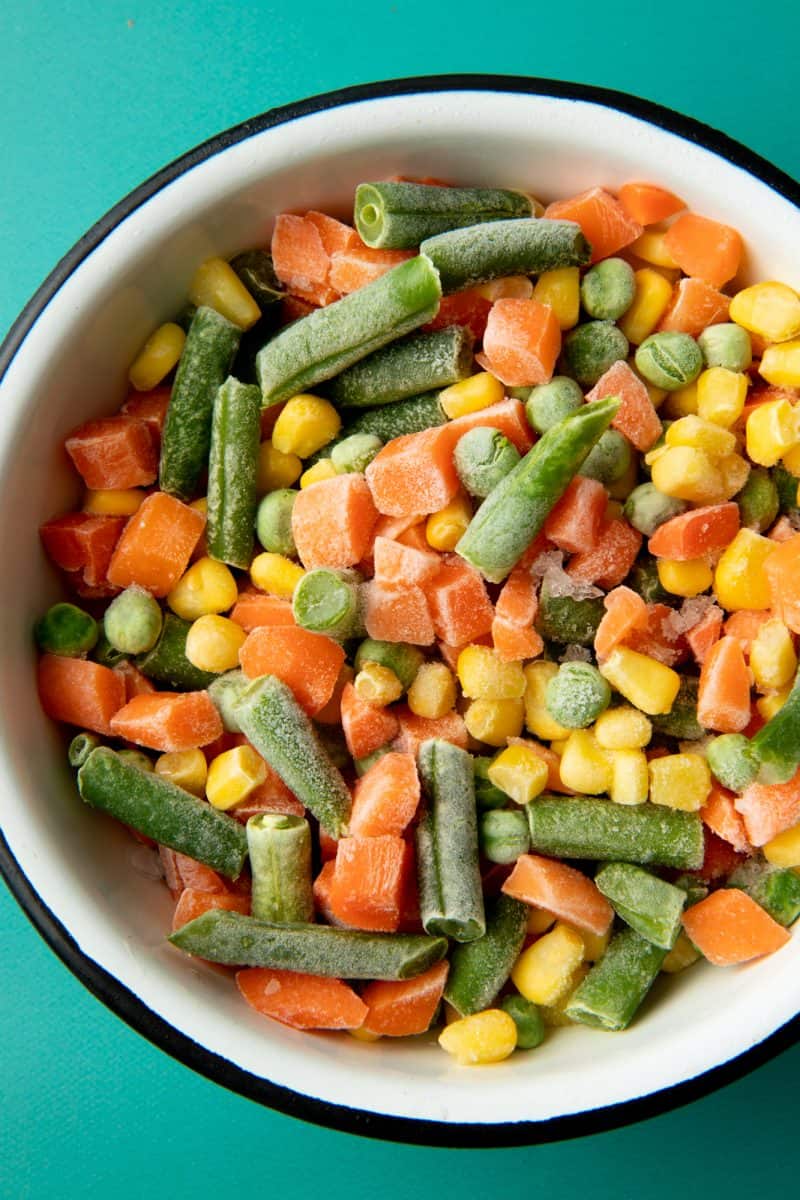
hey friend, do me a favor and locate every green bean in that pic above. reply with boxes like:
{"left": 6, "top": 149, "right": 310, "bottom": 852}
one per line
{"left": 501, "top": 994, "right": 545, "bottom": 1049}
{"left": 594, "top": 862, "right": 685, "bottom": 949}
{"left": 525, "top": 376, "right": 583, "bottom": 434}
{"left": 354, "top": 639, "right": 424, "bottom": 690}
{"left": 563, "top": 321, "right": 629, "bottom": 387}
{"left": 750, "top": 664, "right": 800, "bottom": 784}
{"left": 206, "top": 377, "right": 261, "bottom": 568}
{"left": 706, "top": 733, "right": 759, "bottom": 792}
{"left": 578, "top": 429, "right": 632, "bottom": 485}
{"left": 292, "top": 568, "right": 364, "bottom": 641}
{"left": 330, "top": 434, "right": 383, "bottom": 474}
{"left": 68, "top": 732, "right": 101, "bottom": 768}
{"left": 565, "top": 928, "right": 668, "bottom": 1031}
{"left": 328, "top": 326, "right": 474, "bottom": 409}
{"left": 580, "top": 258, "right": 635, "bottom": 321}
{"left": 697, "top": 323, "right": 752, "bottom": 372}
{"left": 535, "top": 574, "right": 605, "bottom": 646}
{"left": 246, "top": 813, "right": 313, "bottom": 923}
{"left": 207, "top": 669, "right": 249, "bottom": 733}
{"left": 736, "top": 467, "right": 779, "bottom": 533}
{"left": 255, "top": 489, "right": 297, "bottom": 557}
{"left": 624, "top": 482, "right": 687, "bottom": 536}
{"left": 454, "top": 427, "right": 521, "bottom": 499}
{"left": 545, "top": 663, "right": 611, "bottom": 729}
{"left": 420, "top": 219, "right": 590, "bottom": 293}
{"left": 103, "top": 587, "right": 163, "bottom": 655}
{"left": 309, "top": 391, "right": 446, "bottom": 464}
{"left": 650, "top": 676, "right": 705, "bottom": 741}
{"left": 136, "top": 613, "right": 217, "bottom": 691}
{"left": 354, "top": 181, "right": 534, "bottom": 249}
{"left": 444, "top": 894, "right": 528, "bottom": 1015}
{"left": 727, "top": 860, "right": 800, "bottom": 927}
{"left": 526, "top": 795, "right": 704, "bottom": 869}
{"left": 35, "top": 603, "right": 98, "bottom": 657}
{"left": 635, "top": 332, "right": 703, "bottom": 391}
{"left": 478, "top": 809, "right": 530, "bottom": 863}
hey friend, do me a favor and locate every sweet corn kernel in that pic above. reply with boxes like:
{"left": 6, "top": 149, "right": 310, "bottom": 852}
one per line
{"left": 189, "top": 258, "right": 261, "bottom": 330}
{"left": 577, "top": 927, "right": 611, "bottom": 963}
{"left": 189, "top": 497, "right": 208, "bottom": 515}
{"left": 457, "top": 644, "right": 526, "bottom": 700}
{"left": 476, "top": 275, "right": 534, "bottom": 300}
{"left": 353, "top": 661, "right": 404, "bottom": 707}
{"left": 155, "top": 748, "right": 208, "bottom": 797}
{"left": 782, "top": 443, "right": 800, "bottom": 476}
{"left": 437, "top": 1010, "right": 517, "bottom": 1065}
{"left": 167, "top": 557, "right": 238, "bottom": 619}
{"left": 599, "top": 646, "right": 681, "bottom": 715}
{"left": 250, "top": 552, "right": 305, "bottom": 598}
{"left": 759, "top": 340, "right": 800, "bottom": 387}
{"left": 463, "top": 698, "right": 525, "bottom": 747}
{"left": 426, "top": 493, "right": 473, "bottom": 552}
{"left": 651, "top": 446, "right": 725, "bottom": 503}
{"left": 487, "top": 744, "right": 549, "bottom": 805}
{"left": 128, "top": 322, "right": 186, "bottom": 391}
{"left": 511, "top": 922, "right": 585, "bottom": 1005}
{"left": 629, "top": 231, "right": 680, "bottom": 269}
{"left": 83, "top": 488, "right": 146, "bottom": 516}
{"left": 657, "top": 557, "right": 713, "bottom": 598}
{"left": 527, "top": 908, "right": 556, "bottom": 935}
{"left": 716, "top": 453, "right": 751, "bottom": 500}
{"left": 763, "top": 821, "right": 800, "bottom": 868}
{"left": 439, "top": 372, "right": 504, "bottom": 419}
{"left": 746, "top": 398, "right": 800, "bottom": 467}
{"left": 608, "top": 748, "right": 649, "bottom": 805}
{"left": 661, "top": 931, "right": 702, "bottom": 974}
{"left": 618, "top": 269, "right": 673, "bottom": 345}
{"left": 661, "top": 382, "right": 698, "bottom": 420}
{"left": 300, "top": 459, "right": 338, "bottom": 488}
{"left": 523, "top": 661, "right": 571, "bottom": 741}
{"left": 594, "top": 706, "right": 652, "bottom": 750}
{"left": 349, "top": 1027, "right": 382, "bottom": 1042}
{"left": 256, "top": 440, "right": 303, "bottom": 493}
{"left": 696, "top": 367, "right": 749, "bottom": 428}
{"left": 185, "top": 614, "right": 247, "bottom": 673}
{"left": 665, "top": 415, "right": 737, "bottom": 457}
{"left": 713, "top": 528, "right": 774, "bottom": 612}
{"left": 539, "top": 964, "right": 590, "bottom": 1027}
{"left": 549, "top": 737, "right": 569, "bottom": 756}
{"left": 756, "top": 686, "right": 792, "bottom": 721}
{"left": 649, "top": 753, "right": 711, "bottom": 812}
{"left": 558, "top": 730, "right": 612, "bottom": 795}
{"left": 730, "top": 281, "right": 800, "bottom": 343}
{"left": 750, "top": 618, "right": 797, "bottom": 691}
{"left": 271, "top": 395, "right": 341, "bottom": 459}
{"left": 407, "top": 661, "right": 457, "bottom": 719}
{"left": 532, "top": 267, "right": 581, "bottom": 330}
{"left": 644, "top": 381, "right": 669, "bottom": 411}
{"left": 206, "top": 744, "right": 268, "bottom": 811}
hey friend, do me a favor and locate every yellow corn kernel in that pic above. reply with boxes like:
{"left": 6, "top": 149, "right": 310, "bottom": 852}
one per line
{"left": 300, "top": 459, "right": 338, "bottom": 488}
{"left": 549, "top": 737, "right": 569, "bottom": 756}
{"left": 185, "top": 614, "right": 247, "bottom": 673}
{"left": 155, "top": 748, "right": 208, "bottom": 797}
{"left": 476, "top": 275, "right": 534, "bottom": 300}
{"left": 629, "top": 231, "right": 679, "bottom": 269}
{"left": 763, "top": 821, "right": 800, "bottom": 868}
{"left": 407, "top": 661, "right": 457, "bottom": 719}
{"left": 650, "top": 446, "right": 725, "bottom": 504}
{"left": 594, "top": 706, "right": 652, "bottom": 750}
{"left": 578, "top": 927, "right": 611, "bottom": 963}
{"left": 487, "top": 744, "right": 549, "bottom": 805}
{"left": 353, "top": 661, "right": 404, "bottom": 707}
{"left": 730, "top": 281, "right": 800, "bottom": 343}
{"left": 439, "top": 372, "right": 504, "bottom": 418}
{"left": 271, "top": 394, "right": 341, "bottom": 459}
{"left": 315, "top": 664, "right": 354, "bottom": 725}
{"left": 189, "top": 258, "right": 261, "bottom": 330}
{"left": 618, "top": 269, "right": 673, "bottom": 345}
{"left": 523, "top": 661, "right": 571, "bottom": 741}
{"left": 437, "top": 1009, "right": 517, "bottom": 1065}
{"left": 717, "top": 453, "right": 751, "bottom": 501}
{"left": 750, "top": 618, "right": 797, "bottom": 691}
{"left": 349, "top": 1027, "right": 382, "bottom": 1042}
{"left": 206, "top": 744, "right": 268, "bottom": 811}
{"left": 463, "top": 698, "right": 525, "bottom": 747}
{"left": 426, "top": 493, "right": 473, "bottom": 552}
{"left": 661, "top": 931, "right": 702, "bottom": 974}
{"left": 83, "top": 488, "right": 146, "bottom": 516}
{"left": 782, "top": 442, "right": 800, "bottom": 476}
{"left": 190, "top": 496, "right": 208, "bottom": 515}
{"left": 539, "top": 964, "right": 590, "bottom": 1027}
{"left": 511, "top": 922, "right": 585, "bottom": 1005}
{"left": 696, "top": 367, "right": 749, "bottom": 429}
{"left": 657, "top": 557, "right": 713, "bottom": 599}
{"left": 167, "top": 557, "right": 238, "bottom": 619}
{"left": 532, "top": 267, "right": 580, "bottom": 330}
{"left": 759, "top": 340, "right": 800, "bottom": 388}
{"left": 599, "top": 646, "right": 681, "bottom": 715}
{"left": 526, "top": 908, "right": 556, "bottom": 935}
{"left": 713, "top": 528, "right": 774, "bottom": 612}
{"left": 649, "top": 753, "right": 711, "bottom": 812}
{"left": 661, "top": 382, "right": 698, "bottom": 420}
{"left": 608, "top": 748, "right": 649, "bottom": 806}
{"left": 665, "top": 415, "right": 737, "bottom": 457}
{"left": 746, "top": 398, "right": 800, "bottom": 467}
{"left": 128, "top": 321, "right": 186, "bottom": 391}
{"left": 558, "top": 730, "right": 612, "bottom": 795}
{"left": 250, "top": 551, "right": 305, "bottom": 599}
{"left": 457, "top": 644, "right": 526, "bottom": 701}
{"left": 756, "top": 685, "right": 792, "bottom": 721}
{"left": 256, "top": 440, "right": 303, "bottom": 493}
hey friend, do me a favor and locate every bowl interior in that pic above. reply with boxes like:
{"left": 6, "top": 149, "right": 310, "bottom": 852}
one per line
{"left": 1, "top": 85, "right": 799, "bottom": 1133}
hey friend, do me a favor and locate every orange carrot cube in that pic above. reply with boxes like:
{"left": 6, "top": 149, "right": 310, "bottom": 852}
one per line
{"left": 340, "top": 682, "right": 399, "bottom": 760}
{"left": 700, "top": 783, "right": 751, "bottom": 853}
{"left": 735, "top": 768, "right": 800, "bottom": 846}
{"left": 292, "top": 474, "right": 378, "bottom": 569}
{"left": 37, "top": 654, "right": 126, "bottom": 736}
{"left": 172, "top": 888, "right": 249, "bottom": 932}
{"left": 657, "top": 277, "right": 731, "bottom": 337}
{"left": 107, "top": 492, "right": 205, "bottom": 596}
{"left": 372, "top": 536, "right": 441, "bottom": 588}
{"left": 237, "top": 967, "right": 368, "bottom": 1030}
{"left": 65, "top": 416, "right": 157, "bottom": 490}
{"left": 543, "top": 475, "right": 608, "bottom": 553}
{"left": 585, "top": 360, "right": 662, "bottom": 451}
{"left": 594, "top": 585, "right": 649, "bottom": 660}
{"left": 697, "top": 636, "right": 752, "bottom": 733}
{"left": 40, "top": 512, "right": 127, "bottom": 587}
{"left": 681, "top": 889, "right": 790, "bottom": 965}
{"left": 362, "top": 580, "right": 435, "bottom": 645}
{"left": 365, "top": 425, "right": 461, "bottom": 518}
{"left": 392, "top": 706, "right": 468, "bottom": 757}
{"left": 663, "top": 213, "right": 743, "bottom": 288}
{"left": 238, "top": 625, "right": 345, "bottom": 715}
{"left": 109, "top": 691, "right": 223, "bottom": 752}
{"left": 502, "top": 853, "right": 614, "bottom": 936}
{"left": 229, "top": 592, "right": 296, "bottom": 632}
{"left": 349, "top": 751, "right": 420, "bottom": 838}
{"left": 544, "top": 187, "right": 642, "bottom": 262}
{"left": 764, "top": 534, "right": 800, "bottom": 633}
{"left": 648, "top": 503, "right": 740, "bottom": 561}
{"left": 360, "top": 960, "right": 449, "bottom": 1037}
{"left": 427, "top": 555, "right": 494, "bottom": 645}
{"left": 479, "top": 298, "right": 561, "bottom": 387}
{"left": 618, "top": 181, "right": 685, "bottom": 226}
{"left": 328, "top": 835, "right": 413, "bottom": 932}
{"left": 567, "top": 519, "right": 642, "bottom": 589}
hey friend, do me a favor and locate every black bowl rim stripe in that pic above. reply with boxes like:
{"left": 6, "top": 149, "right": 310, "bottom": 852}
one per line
{"left": 1, "top": 73, "right": 799, "bottom": 1149}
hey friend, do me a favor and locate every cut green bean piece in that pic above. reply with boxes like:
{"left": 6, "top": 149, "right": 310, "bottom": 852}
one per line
{"left": 159, "top": 306, "right": 241, "bottom": 500}
{"left": 456, "top": 396, "right": 620, "bottom": 583}
{"left": 255, "top": 489, "right": 297, "bottom": 557}
{"left": 169, "top": 909, "right": 448, "bottom": 979}
{"left": 416, "top": 738, "right": 485, "bottom": 942}
{"left": 103, "top": 587, "right": 163, "bottom": 655}
{"left": 479, "top": 808, "right": 531, "bottom": 863}
{"left": 78, "top": 747, "right": 247, "bottom": 878}
{"left": 229, "top": 250, "right": 284, "bottom": 310}
{"left": 526, "top": 795, "right": 704, "bottom": 869}
{"left": 207, "top": 377, "right": 261, "bottom": 568}
{"left": 420, "top": 219, "right": 590, "bottom": 294}
{"left": 35, "top": 603, "right": 98, "bottom": 657}
{"left": 328, "top": 325, "right": 473, "bottom": 409}
{"left": 292, "top": 568, "right": 364, "bottom": 641}
{"left": 247, "top": 813, "right": 313, "bottom": 923}
{"left": 728, "top": 860, "right": 800, "bottom": 927}
{"left": 650, "top": 676, "right": 704, "bottom": 741}
{"left": 309, "top": 391, "right": 446, "bottom": 464}
{"left": 68, "top": 732, "right": 101, "bottom": 768}
{"left": 256, "top": 255, "right": 442, "bottom": 408}
{"left": 354, "top": 181, "right": 534, "bottom": 249}
{"left": 235, "top": 674, "right": 351, "bottom": 838}
{"left": 207, "top": 669, "right": 248, "bottom": 733}
{"left": 595, "top": 862, "right": 685, "bottom": 949}
{"left": 354, "top": 639, "right": 424, "bottom": 690}
{"left": 444, "top": 894, "right": 528, "bottom": 1015}
{"left": 565, "top": 928, "right": 668, "bottom": 1031}
{"left": 136, "top": 613, "right": 217, "bottom": 691}
{"left": 750, "top": 664, "right": 800, "bottom": 784}
{"left": 501, "top": 994, "right": 545, "bottom": 1049}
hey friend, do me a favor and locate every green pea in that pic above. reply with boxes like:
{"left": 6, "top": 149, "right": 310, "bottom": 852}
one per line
{"left": 116, "top": 748, "right": 154, "bottom": 772}
{"left": 736, "top": 466, "right": 779, "bottom": 532}
{"left": 697, "top": 323, "right": 752, "bottom": 372}
{"left": 579, "top": 428, "right": 632, "bottom": 485}
{"left": 635, "top": 332, "right": 703, "bottom": 391}
{"left": 330, "top": 433, "right": 383, "bottom": 474}
{"left": 706, "top": 734, "right": 759, "bottom": 792}
{"left": 501, "top": 994, "right": 545, "bottom": 1050}
{"left": 563, "top": 321, "right": 629, "bottom": 387}
{"left": 103, "top": 587, "right": 163, "bottom": 656}
{"left": 774, "top": 465, "right": 800, "bottom": 515}
{"left": 35, "top": 602, "right": 98, "bottom": 657}
{"left": 524, "top": 376, "right": 584, "bottom": 434}
{"left": 473, "top": 756, "right": 508, "bottom": 810}
{"left": 624, "top": 482, "right": 687, "bottom": 536}
{"left": 580, "top": 258, "right": 635, "bottom": 321}
{"left": 545, "top": 662, "right": 611, "bottom": 728}
{"left": 627, "top": 557, "right": 673, "bottom": 605}
{"left": 478, "top": 809, "right": 530, "bottom": 864}
{"left": 256, "top": 488, "right": 297, "bottom": 557}
{"left": 453, "top": 426, "right": 521, "bottom": 498}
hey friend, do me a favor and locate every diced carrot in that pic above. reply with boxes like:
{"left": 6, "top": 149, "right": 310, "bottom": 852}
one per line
{"left": 172, "top": 887, "right": 249, "bottom": 932}
{"left": 237, "top": 967, "right": 368, "bottom": 1030}
{"left": 625, "top": 603, "right": 689, "bottom": 667}
{"left": 681, "top": 889, "right": 790, "bottom": 965}
{"left": 110, "top": 691, "right": 222, "bottom": 752}
{"left": 314, "top": 663, "right": 353, "bottom": 726}
{"left": 305, "top": 211, "right": 360, "bottom": 257}
{"left": 544, "top": 187, "right": 643, "bottom": 262}
{"left": 663, "top": 213, "right": 743, "bottom": 288}
{"left": 340, "top": 682, "right": 399, "bottom": 760}
{"left": 447, "top": 398, "right": 535, "bottom": 455}
{"left": 395, "top": 521, "right": 431, "bottom": 553}
{"left": 492, "top": 567, "right": 544, "bottom": 662}
{"left": 292, "top": 473, "right": 378, "bottom": 569}
{"left": 360, "top": 960, "right": 449, "bottom": 1037}
{"left": 107, "top": 492, "right": 205, "bottom": 596}
{"left": 370, "top": 511, "right": 427, "bottom": 546}
{"left": 735, "top": 768, "right": 800, "bottom": 846}
{"left": 427, "top": 555, "right": 495, "bottom": 645}
{"left": 65, "top": 416, "right": 157, "bottom": 490}
{"left": 697, "top": 636, "right": 751, "bottom": 733}
{"left": 502, "top": 853, "right": 614, "bottom": 936}
{"left": 618, "top": 181, "right": 685, "bottom": 226}
{"left": 229, "top": 592, "right": 296, "bottom": 632}
{"left": 362, "top": 580, "right": 435, "bottom": 645}
{"left": 585, "top": 360, "right": 662, "bottom": 451}
{"left": 312, "top": 860, "right": 352, "bottom": 927}
{"left": 700, "top": 782, "right": 751, "bottom": 853}
{"left": 594, "top": 585, "right": 649, "bottom": 660}
{"left": 349, "top": 751, "right": 420, "bottom": 837}
{"left": 724, "top": 609, "right": 773, "bottom": 655}
{"left": 392, "top": 706, "right": 468, "bottom": 757}
{"left": 491, "top": 617, "right": 543, "bottom": 665}
{"left": 280, "top": 295, "right": 318, "bottom": 324}
{"left": 691, "top": 828, "right": 748, "bottom": 883}
{"left": 40, "top": 513, "right": 127, "bottom": 586}
{"left": 238, "top": 625, "right": 345, "bottom": 715}
{"left": 328, "top": 835, "right": 413, "bottom": 932}
{"left": 648, "top": 503, "right": 740, "bottom": 561}
{"left": 543, "top": 475, "right": 608, "bottom": 553}
{"left": 114, "top": 660, "right": 157, "bottom": 701}
{"left": 329, "top": 243, "right": 414, "bottom": 294}
{"left": 120, "top": 386, "right": 171, "bottom": 442}
{"left": 319, "top": 830, "right": 339, "bottom": 863}
{"left": 686, "top": 604, "right": 724, "bottom": 665}
{"left": 769, "top": 515, "right": 796, "bottom": 543}
{"left": 567, "top": 519, "right": 642, "bottom": 589}
{"left": 271, "top": 213, "right": 339, "bottom": 307}
{"left": 372, "top": 536, "right": 440, "bottom": 588}
{"left": 477, "top": 298, "right": 561, "bottom": 387}
{"left": 365, "top": 425, "right": 461, "bottom": 518}
{"left": 172, "top": 853, "right": 231, "bottom": 894}
{"left": 423, "top": 289, "right": 492, "bottom": 340}
{"left": 37, "top": 654, "right": 126, "bottom": 735}
{"left": 657, "top": 277, "right": 731, "bottom": 337}
{"left": 764, "top": 534, "right": 800, "bottom": 633}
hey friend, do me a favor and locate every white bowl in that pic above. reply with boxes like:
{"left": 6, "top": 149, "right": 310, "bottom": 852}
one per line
{"left": 1, "top": 77, "right": 799, "bottom": 1147}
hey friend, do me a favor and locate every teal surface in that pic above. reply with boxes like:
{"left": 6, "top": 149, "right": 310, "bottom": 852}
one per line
{"left": 1, "top": 1, "right": 797, "bottom": 1194}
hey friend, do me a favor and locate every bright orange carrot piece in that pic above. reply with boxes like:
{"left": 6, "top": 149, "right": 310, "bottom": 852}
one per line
{"left": 40, "top": 512, "right": 127, "bottom": 586}
{"left": 735, "top": 768, "right": 800, "bottom": 846}
{"left": 121, "top": 386, "right": 171, "bottom": 442}
{"left": 329, "top": 243, "right": 414, "bottom": 294}
{"left": 372, "top": 536, "right": 440, "bottom": 587}
{"left": 237, "top": 967, "right": 368, "bottom": 1030}
{"left": 585, "top": 360, "right": 662, "bottom": 451}
{"left": 340, "top": 681, "right": 399, "bottom": 760}
{"left": 423, "top": 289, "right": 492, "bottom": 340}
{"left": 110, "top": 691, "right": 222, "bottom": 751}
{"left": 663, "top": 213, "right": 743, "bottom": 287}
{"left": 106, "top": 492, "right": 205, "bottom": 596}
{"left": 37, "top": 654, "right": 126, "bottom": 735}
{"left": 446, "top": 397, "right": 535, "bottom": 454}
{"left": 618, "top": 181, "right": 685, "bottom": 226}
{"left": 492, "top": 567, "right": 544, "bottom": 662}
{"left": 312, "top": 860, "right": 351, "bottom": 927}
{"left": 724, "top": 609, "right": 773, "bottom": 655}
{"left": 292, "top": 473, "right": 378, "bottom": 569}
{"left": 238, "top": 625, "right": 345, "bottom": 715}
{"left": 686, "top": 604, "right": 724, "bottom": 665}
{"left": 349, "top": 751, "right": 420, "bottom": 837}
{"left": 764, "top": 534, "right": 800, "bottom": 633}
{"left": 360, "top": 960, "right": 449, "bottom": 1036}
{"left": 657, "top": 276, "right": 731, "bottom": 336}
{"left": 171, "top": 852, "right": 230, "bottom": 895}
{"left": 65, "top": 416, "right": 157, "bottom": 490}
{"left": 681, "top": 889, "right": 790, "bottom": 965}
{"left": 478, "top": 298, "right": 561, "bottom": 387}
{"left": 362, "top": 580, "right": 435, "bottom": 645}
{"left": 594, "top": 585, "right": 649, "bottom": 660}
{"left": 700, "top": 782, "right": 751, "bottom": 853}
{"left": 697, "top": 636, "right": 751, "bottom": 734}
{"left": 114, "top": 660, "right": 157, "bottom": 701}
{"left": 305, "top": 210, "right": 360, "bottom": 256}
{"left": 625, "top": 602, "right": 688, "bottom": 667}
{"left": 543, "top": 474, "right": 608, "bottom": 553}
{"left": 567, "top": 519, "right": 642, "bottom": 589}
{"left": 271, "top": 213, "right": 339, "bottom": 306}
{"left": 502, "top": 853, "right": 614, "bottom": 936}
{"left": 229, "top": 592, "right": 296, "bottom": 632}
{"left": 365, "top": 425, "right": 461, "bottom": 518}
{"left": 544, "top": 187, "right": 642, "bottom": 261}
{"left": 328, "top": 835, "right": 413, "bottom": 932}
{"left": 172, "top": 887, "right": 249, "bottom": 932}
{"left": 427, "top": 554, "right": 495, "bottom": 645}
{"left": 392, "top": 706, "right": 468, "bottom": 757}
{"left": 648, "top": 503, "right": 740, "bottom": 560}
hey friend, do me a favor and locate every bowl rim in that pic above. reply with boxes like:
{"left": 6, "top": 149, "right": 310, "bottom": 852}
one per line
{"left": 1, "top": 73, "right": 799, "bottom": 1149}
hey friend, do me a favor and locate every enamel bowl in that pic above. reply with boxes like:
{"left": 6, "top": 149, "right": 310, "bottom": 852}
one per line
{"left": 1, "top": 76, "right": 799, "bottom": 1147}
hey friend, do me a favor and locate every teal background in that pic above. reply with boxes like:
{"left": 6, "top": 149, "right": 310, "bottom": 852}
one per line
{"left": 1, "top": 1, "right": 797, "bottom": 1194}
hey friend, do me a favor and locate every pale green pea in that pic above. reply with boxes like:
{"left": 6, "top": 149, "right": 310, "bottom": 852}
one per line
{"left": 330, "top": 433, "right": 382, "bottom": 474}
{"left": 580, "top": 258, "right": 635, "bottom": 321}
{"left": 579, "top": 428, "right": 631, "bottom": 484}
{"left": 698, "top": 323, "right": 752, "bottom": 372}
{"left": 255, "top": 488, "right": 297, "bottom": 557}
{"left": 635, "top": 332, "right": 703, "bottom": 391}
{"left": 453, "top": 427, "right": 521, "bottom": 498}
{"left": 103, "top": 587, "right": 163, "bottom": 655}
{"left": 624, "top": 482, "right": 687, "bottom": 536}
{"left": 525, "top": 376, "right": 584, "bottom": 434}
{"left": 563, "top": 321, "right": 630, "bottom": 386}
{"left": 545, "top": 662, "right": 611, "bottom": 728}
